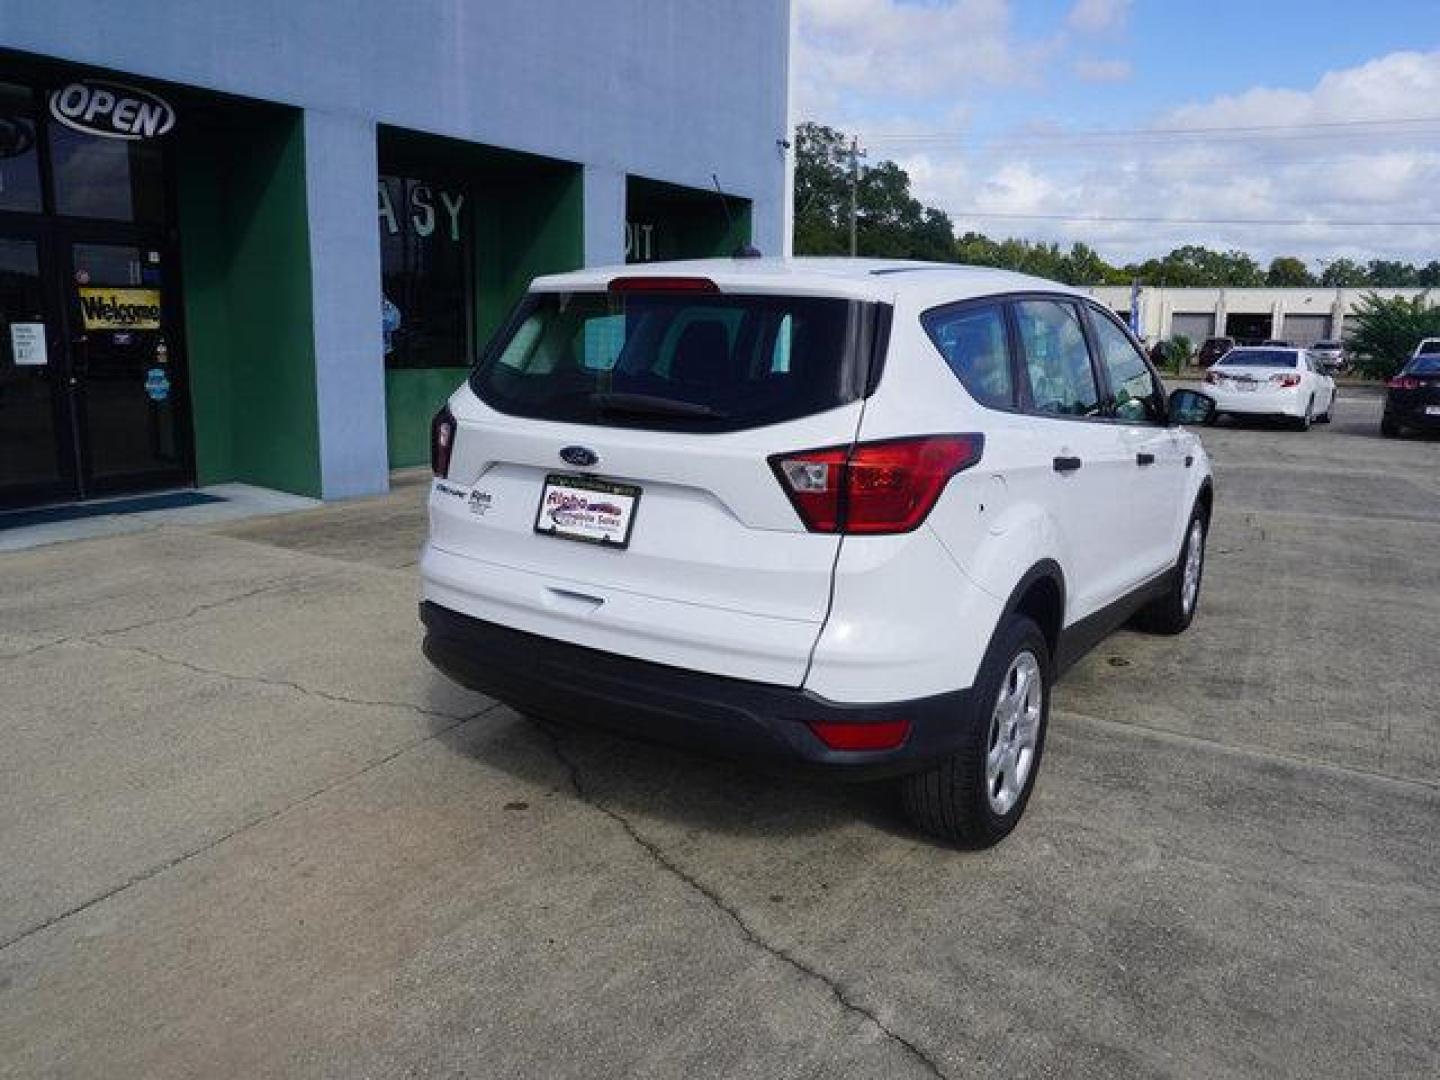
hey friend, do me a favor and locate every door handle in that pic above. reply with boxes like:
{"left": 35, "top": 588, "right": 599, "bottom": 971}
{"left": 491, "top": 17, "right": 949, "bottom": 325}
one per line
{"left": 1052, "top": 456, "right": 1083, "bottom": 473}
{"left": 1136, "top": 452, "right": 1156, "bottom": 466}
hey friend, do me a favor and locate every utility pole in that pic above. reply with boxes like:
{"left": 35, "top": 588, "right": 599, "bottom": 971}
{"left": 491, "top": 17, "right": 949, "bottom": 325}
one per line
{"left": 847, "top": 135, "right": 866, "bottom": 257}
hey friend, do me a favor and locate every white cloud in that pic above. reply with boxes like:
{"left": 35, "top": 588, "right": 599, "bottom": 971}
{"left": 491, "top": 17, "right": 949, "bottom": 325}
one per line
{"left": 1066, "top": 0, "right": 1132, "bottom": 33}
{"left": 879, "top": 49, "right": 1440, "bottom": 265}
{"left": 1073, "top": 57, "right": 1132, "bottom": 83}
{"left": 793, "top": 0, "right": 1057, "bottom": 118}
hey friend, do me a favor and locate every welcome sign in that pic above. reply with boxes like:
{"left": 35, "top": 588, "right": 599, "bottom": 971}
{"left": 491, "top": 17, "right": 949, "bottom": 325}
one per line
{"left": 78, "top": 287, "right": 163, "bottom": 330}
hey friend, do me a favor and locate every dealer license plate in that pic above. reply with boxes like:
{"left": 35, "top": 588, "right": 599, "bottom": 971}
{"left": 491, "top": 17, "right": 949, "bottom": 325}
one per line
{"left": 1234, "top": 380, "right": 1256, "bottom": 392}
{"left": 534, "top": 474, "right": 641, "bottom": 548}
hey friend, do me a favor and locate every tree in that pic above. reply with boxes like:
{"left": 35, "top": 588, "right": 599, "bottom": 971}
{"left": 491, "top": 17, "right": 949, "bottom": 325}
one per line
{"left": 1267, "top": 256, "right": 1314, "bottom": 287}
{"left": 1364, "top": 260, "right": 1419, "bottom": 287}
{"left": 1320, "top": 258, "right": 1366, "bottom": 287}
{"left": 1345, "top": 292, "right": 1440, "bottom": 378}
{"left": 792, "top": 122, "right": 853, "bottom": 255}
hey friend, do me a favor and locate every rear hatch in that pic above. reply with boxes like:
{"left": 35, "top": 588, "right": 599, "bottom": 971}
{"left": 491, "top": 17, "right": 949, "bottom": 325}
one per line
{"left": 422, "top": 278, "right": 887, "bottom": 686}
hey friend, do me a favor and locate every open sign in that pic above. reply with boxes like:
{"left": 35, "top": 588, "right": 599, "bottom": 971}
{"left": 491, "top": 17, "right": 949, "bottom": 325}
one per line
{"left": 49, "top": 81, "right": 176, "bottom": 141}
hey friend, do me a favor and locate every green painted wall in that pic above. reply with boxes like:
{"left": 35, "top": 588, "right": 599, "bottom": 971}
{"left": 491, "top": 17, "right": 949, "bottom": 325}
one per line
{"left": 177, "top": 108, "right": 321, "bottom": 496}
{"left": 380, "top": 129, "right": 584, "bottom": 468}
{"left": 385, "top": 367, "right": 468, "bottom": 467}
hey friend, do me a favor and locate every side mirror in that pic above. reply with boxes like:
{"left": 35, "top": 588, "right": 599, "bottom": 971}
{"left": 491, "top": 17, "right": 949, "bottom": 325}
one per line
{"left": 1168, "top": 388, "right": 1215, "bottom": 427}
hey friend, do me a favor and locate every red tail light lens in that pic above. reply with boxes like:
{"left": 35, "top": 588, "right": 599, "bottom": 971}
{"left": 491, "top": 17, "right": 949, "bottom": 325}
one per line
{"left": 808, "top": 718, "right": 911, "bottom": 751}
{"left": 1388, "top": 376, "right": 1421, "bottom": 390}
{"left": 431, "top": 404, "right": 456, "bottom": 478}
{"left": 1271, "top": 373, "right": 1302, "bottom": 388}
{"left": 608, "top": 276, "right": 719, "bottom": 293}
{"left": 770, "top": 435, "right": 984, "bottom": 535}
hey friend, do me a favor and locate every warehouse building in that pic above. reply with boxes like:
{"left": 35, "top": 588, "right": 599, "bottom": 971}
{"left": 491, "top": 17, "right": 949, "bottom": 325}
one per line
{"left": 1086, "top": 284, "right": 1437, "bottom": 347}
{"left": 0, "top": 1, "right": 793, "bottom": 511}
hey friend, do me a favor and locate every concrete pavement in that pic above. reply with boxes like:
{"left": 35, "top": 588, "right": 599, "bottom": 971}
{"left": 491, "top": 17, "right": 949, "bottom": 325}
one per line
{"left": 1, "top": 391, "right": 1436, "bottom": 1078}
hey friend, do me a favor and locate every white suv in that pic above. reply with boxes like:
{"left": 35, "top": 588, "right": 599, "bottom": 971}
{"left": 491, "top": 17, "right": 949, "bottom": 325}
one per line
{"left": 420, "top": 258, "right": 1215, "bottom": 846}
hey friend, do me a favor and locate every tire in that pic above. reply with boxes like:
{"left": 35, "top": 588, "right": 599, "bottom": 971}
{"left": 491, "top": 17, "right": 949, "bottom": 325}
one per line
{"left": 1293, "top": 397, "right": 1314, "bottom": 431}
{"left": 901, "top": 615, "right": 1050, "bottom": 848}
{"left": 1134, "top": 506, "right": 1207, "bottom": 636}
{"left": 1381, "top": 416, "right": 1400, "bottom": 437}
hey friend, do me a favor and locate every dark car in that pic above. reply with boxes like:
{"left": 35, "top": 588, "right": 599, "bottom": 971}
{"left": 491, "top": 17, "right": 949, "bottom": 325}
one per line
{"left": 1196, "top": 336, "right": 1234, "bottom": 367}
{"left": 1381, "top": 354, "right": 1440, "bottom": 436}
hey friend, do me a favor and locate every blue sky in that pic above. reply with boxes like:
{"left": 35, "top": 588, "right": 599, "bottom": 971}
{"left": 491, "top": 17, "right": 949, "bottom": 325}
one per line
{"left": 794, "top": 0, "right": 1440, "bottom": 264}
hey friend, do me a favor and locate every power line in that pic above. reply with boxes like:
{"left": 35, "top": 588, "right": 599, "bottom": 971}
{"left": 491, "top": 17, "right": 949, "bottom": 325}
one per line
{"left": 947, "top": 211, "right": 1440, "bottom": 227}
{"left": 865, "top": 115, "right": 1440, "bottom": 144}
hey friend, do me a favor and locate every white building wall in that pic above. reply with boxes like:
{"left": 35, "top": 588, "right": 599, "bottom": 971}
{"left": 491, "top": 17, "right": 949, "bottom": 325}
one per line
{"left": 1086, "top": 286, "right": 1438, "bottom": 344}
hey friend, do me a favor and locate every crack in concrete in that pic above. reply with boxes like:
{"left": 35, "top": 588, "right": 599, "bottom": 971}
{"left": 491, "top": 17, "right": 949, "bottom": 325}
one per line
{"left": 0, "top": 702, "right": 500, "bottom": 954}
{"left": 537, "top": 723, "right": 949, "bottom": 1080}
{"left": 79, "top": 636, "right": 477, "bottom": 725}
{"left": 0, "top": 575, "right": 325, "bottom": 666}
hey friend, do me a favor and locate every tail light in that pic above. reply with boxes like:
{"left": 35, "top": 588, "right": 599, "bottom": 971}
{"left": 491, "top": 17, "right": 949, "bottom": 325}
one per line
{"left": 608, "top": 276, "right": 719, "bottom": 293}
{"left": 1388, "top": 376, "right": 1421, "bottom": 390}
{"left": 770, "top": 434, "right": 984, "bottom": 535}
{"left": 1203, "top": 371, "right": 1219, "bottom": 384}
{"left": 808, "top": 718, "right": 911, "bottom": 751}
{"left": 431, "top": 404, "right": 456, "bottom": 478}
{"left": 1270, "top": 373, "right": 1302, "bottom": 388}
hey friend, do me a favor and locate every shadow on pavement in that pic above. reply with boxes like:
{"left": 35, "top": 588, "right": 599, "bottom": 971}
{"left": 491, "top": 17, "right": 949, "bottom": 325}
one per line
{"left": 435, "top": 681, "right": 921, "bottom": 844}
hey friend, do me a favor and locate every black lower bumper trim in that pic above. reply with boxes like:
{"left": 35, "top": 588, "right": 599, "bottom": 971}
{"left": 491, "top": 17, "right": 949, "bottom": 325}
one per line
{"left": 420, "top": 601, "right": 972, "bottom": 778}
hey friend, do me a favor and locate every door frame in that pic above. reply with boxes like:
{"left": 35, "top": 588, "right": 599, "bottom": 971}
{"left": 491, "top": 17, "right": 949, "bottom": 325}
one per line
{"left": 0, "top": 212, "right": 83, "bottom": 509}
{"left": 51, "top": 218, "right": 196, "bottom": 500}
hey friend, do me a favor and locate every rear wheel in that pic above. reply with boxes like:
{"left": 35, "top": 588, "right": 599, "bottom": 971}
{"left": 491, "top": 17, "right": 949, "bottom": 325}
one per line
{"left": 1293, "top": 397, "right": 1314, "bottom": 431}
{"left": 901, "top": 615, "right": 1049, "bottom": 848}
{"left": 1381, "top": 416, "right": 1401, "bottom": 437}
{"left": 1135, "top": 507, "right": 1207, "bottom": 635}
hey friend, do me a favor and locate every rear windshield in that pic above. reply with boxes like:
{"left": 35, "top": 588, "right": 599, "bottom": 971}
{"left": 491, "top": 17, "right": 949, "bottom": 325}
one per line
{"left": 1406, "top": 356, "right": 1440, "bottom": 375}
{"left": 1418, "top": 340, "right": 1440, "bottom": 357}
{"left": 1314, "top": 341, "right": 1340, "bottom": 349}
{"left": 1220, "top": 349, "right": 1298, "bottom": 368}
{"left": 470, "top": 291, "right": 879, "bottom": 432}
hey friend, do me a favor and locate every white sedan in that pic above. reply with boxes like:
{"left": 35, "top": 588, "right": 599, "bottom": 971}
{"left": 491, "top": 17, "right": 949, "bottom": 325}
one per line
{"left": 1202, "top": 346, "right": 1336, "bottom": 430}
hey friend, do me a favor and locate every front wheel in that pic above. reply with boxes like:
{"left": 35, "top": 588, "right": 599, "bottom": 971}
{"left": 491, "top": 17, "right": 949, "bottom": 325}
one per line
{"left": 1135, "top": 508, "right": 1207, "bottom": 635}
{"left": 901, "top": 615, "right": 1050, "bottom": 848}
{"left": 1381, "top": 416, "right": 1400, "bottom": 437}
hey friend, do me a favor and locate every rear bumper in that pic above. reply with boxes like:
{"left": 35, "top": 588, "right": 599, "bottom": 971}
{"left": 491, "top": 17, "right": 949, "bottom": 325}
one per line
{"left": 1207, "top": 386, "right": 1306, "bottom": 417}
{"left": 1385, "top": 398, "right": 1440, "bottom": 429}
{"left": 420, "top": 601, "right": 973, "bottom": 778}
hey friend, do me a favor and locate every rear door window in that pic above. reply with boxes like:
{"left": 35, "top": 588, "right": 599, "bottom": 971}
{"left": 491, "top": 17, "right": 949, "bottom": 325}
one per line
{"left": 1012, "top": 299, "right": 1103, "bottom": 418}
{"left": 473, "top": 291, "right": 877, "bottom": 432}
{"left": 921, "top": 302, "right": 1015, "bottom": 409}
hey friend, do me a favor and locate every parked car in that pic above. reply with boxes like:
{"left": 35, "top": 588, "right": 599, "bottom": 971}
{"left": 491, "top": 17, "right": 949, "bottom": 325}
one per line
{"left": 419, "top": 259, "right": 1216, "bottom": 847}
{"left": 1381, "top": 353, "right": 1440, "bottom": 436}
{"left": 1411, "top": 338, "right": 1440, "bottom": 361}
{"left": 1310, "top": 340, "right": 1346, "bottom": 374}
{"left": 1196, "top": 336, "right": 1235, "bottom": 367}
{"left": 1203, "top": 346, "right": 1336, "bottom": 429}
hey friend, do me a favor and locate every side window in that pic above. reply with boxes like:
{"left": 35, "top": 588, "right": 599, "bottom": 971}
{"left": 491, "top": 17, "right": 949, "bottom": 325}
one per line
{"left": 1013, "top": 299, "right": 1102, "bottom": 418}
{"left": 921, "top": 303, "right": 1014, "bottom": 409}
{"left": 1088, "top": 308, "right": 1165, "bottom": 423}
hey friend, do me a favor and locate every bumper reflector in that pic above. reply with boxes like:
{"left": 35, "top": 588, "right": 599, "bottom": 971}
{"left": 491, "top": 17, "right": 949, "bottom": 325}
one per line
{"left": 807, "top": 719, "right": 912, "bottom": 751}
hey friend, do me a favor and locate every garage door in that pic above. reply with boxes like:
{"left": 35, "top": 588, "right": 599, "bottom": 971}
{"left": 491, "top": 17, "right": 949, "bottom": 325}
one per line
{"left": 1283, "top": 314, "right": 1331, "bottom": 347}
{"left": 1170, "top": 313, "right": 1214, "bottom": 341}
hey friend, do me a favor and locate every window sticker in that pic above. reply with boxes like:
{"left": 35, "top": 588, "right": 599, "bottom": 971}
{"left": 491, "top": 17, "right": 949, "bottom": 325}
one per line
{"left": 78, "top": 286, "right": 161, "bottom": 330}
{"left": 10, "top": 322, "right": 47, "bottom": 366}
{"left": 143, "top": 366, "right": 170, "bottom": 401}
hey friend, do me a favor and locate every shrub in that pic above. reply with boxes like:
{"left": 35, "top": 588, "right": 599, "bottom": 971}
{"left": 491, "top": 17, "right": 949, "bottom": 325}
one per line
{"left": 1345, "top": 292, "right": 1440, "bottom": 378}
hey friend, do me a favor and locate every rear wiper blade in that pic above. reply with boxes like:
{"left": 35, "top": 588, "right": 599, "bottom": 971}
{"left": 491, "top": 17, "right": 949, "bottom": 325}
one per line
{"left": 588, "top": 392, "right": 726, "bottom": 419}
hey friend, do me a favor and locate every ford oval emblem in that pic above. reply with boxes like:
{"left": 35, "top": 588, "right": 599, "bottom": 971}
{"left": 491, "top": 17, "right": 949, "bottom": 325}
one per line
{"left": 560, "top": 446, "right": 599, "bottom": 467}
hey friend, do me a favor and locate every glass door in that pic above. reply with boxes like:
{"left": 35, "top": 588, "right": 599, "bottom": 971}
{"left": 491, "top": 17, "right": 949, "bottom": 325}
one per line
{"left": 0, "top": 225, "right": 79, "bottom": 508}
{"left": 62, "top": 233, "right": 190, "bottom": 498}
